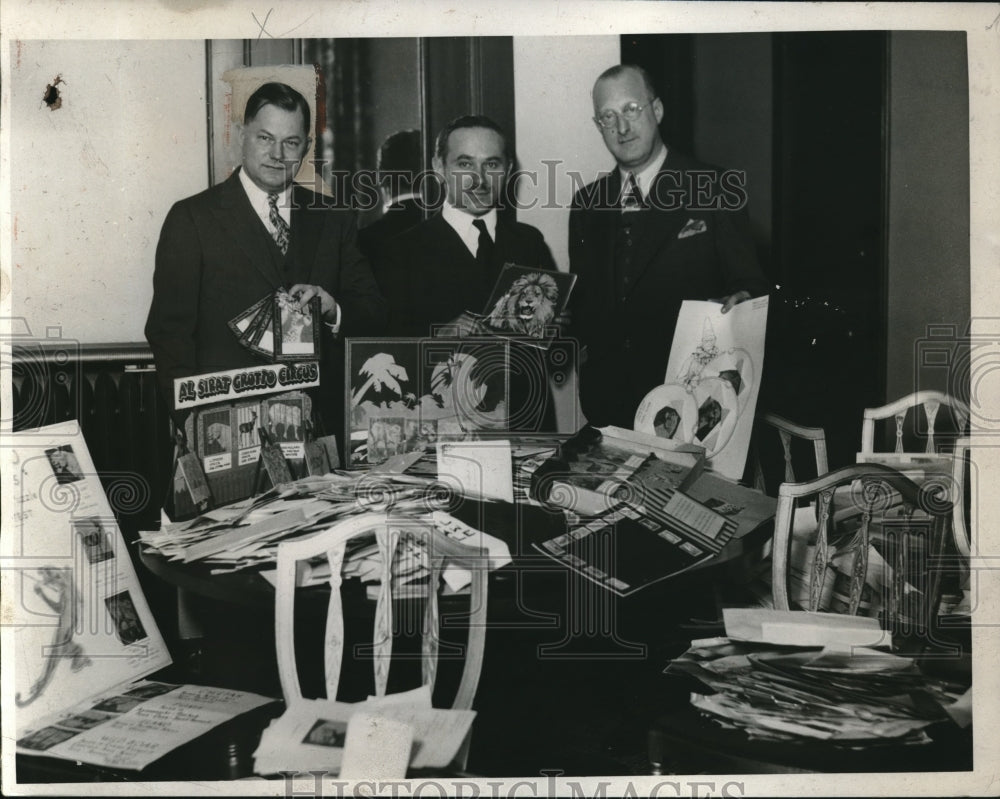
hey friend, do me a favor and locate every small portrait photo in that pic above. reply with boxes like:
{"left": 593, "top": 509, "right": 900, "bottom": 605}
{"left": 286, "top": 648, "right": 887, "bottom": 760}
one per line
{"left": 18, "top": 725, "right": 80, "bottom": 751}
{"left": 73, "top": 517, "right": 114, "bottom": 564}
{"left": 55, "top": 709, "right": 117, "bottom": 731}
{"left": 692, "top": 375, "right": 739, "bottom": 454}
{"left": 633, "top": 383, "right": 698, "bottom": 443}
{"left": 704, "top": 498, "right": 745, "bottom": 517}
{"left": 103, "top": 590, "right": 148, "bottom": 646}
{"left": 200, "top": 407, "right": 233, "bottom": 455}
{"left": 304, "top": 719, "right": 347, "bottom": 748}
{"left": 45, "top": 445, "right": 83, "bottom": 484}
{"left": 123, "top": 682, "right": 178, "bottom": 699}
{"left": 264, "top": 398, "right": 305, "bottom": 443}
{"left": 404, "top": 418, "right": 438, "bottom": 454}
{"left": 695, "top": 396, "right": 723, "bottom": 442}
{"left": 383, "top": 417, "right": 405, "bottom": 457}
{"left": 367, "top": 417, "right": 389, "bottom": 464}
{"left": 92, "top": 694, "right": 145, "bottom": 714}
{"left": 275, "top": 292, "right": 319, "bottom": 359}
{"left": 483, "top": 265, "right": 577, "bottom": 339}
{"left": 652, "top": 405, "right": 682, "bottom": 440}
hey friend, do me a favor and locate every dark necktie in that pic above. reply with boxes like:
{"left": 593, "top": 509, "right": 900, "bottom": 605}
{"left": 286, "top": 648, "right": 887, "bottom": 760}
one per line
{"left": 621, "top": 173, "right": 643, "bottom": 213}
{"left": 268, "top": 192, "right": 290, "bottom": 255}
{"left": 472, "top": 218, "right": 493, "bottom": 265}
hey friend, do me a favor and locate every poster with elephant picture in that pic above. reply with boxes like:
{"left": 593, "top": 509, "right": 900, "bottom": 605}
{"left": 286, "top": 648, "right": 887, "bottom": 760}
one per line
{"left": 346, "top": 338, "right": 511, "bottom": 467}
{"left": 181, "top": 391, "right": 314, "bottom": 511}
{"left": 481, "top": 264, "right": 577, "bottom": 346}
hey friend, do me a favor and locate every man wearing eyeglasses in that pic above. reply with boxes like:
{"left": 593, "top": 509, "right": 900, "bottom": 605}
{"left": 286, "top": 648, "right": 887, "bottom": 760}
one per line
{"left": 568, "top": 64, "right": 770, "bottom": 429}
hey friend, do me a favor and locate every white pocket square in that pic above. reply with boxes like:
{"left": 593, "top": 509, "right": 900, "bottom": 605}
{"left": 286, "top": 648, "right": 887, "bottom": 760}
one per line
{"left": 678, "top": 219, "right": 707, "bottom": 239}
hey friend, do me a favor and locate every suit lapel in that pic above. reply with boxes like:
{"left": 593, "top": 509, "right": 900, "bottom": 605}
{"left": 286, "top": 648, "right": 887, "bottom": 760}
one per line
{"left": 212, "top": 170, "right": 285, "bottom": 289}
{"left": 594, "top": 173, "right": 623, "bottom": 301}
{"left": 289, "top": 185, "right": 324, "bottom": 285}
{"left": 623, "top": 157, "right": 691, "bottom": 299}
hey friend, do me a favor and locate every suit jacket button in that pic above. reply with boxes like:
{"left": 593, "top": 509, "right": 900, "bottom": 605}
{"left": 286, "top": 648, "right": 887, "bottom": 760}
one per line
{"left": 624, "top": 338, "right": 631, "bottom": 350}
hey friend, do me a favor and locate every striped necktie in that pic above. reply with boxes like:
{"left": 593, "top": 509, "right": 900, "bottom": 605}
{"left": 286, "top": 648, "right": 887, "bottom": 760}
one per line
{"left": 267, "top": 192, "right": 290, "bottom": 255}
{"left": 621, "top": 173, "right": 643, "bottom": 213}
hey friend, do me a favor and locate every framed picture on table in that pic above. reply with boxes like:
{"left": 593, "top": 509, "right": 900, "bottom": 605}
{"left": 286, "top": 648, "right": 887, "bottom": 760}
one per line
{"left": 346, "top": 337, "right": 511, "bottom": 467}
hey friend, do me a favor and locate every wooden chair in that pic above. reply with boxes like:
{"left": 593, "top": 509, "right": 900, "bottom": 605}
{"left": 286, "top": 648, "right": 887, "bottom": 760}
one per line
{"left": 650, "top": 464, "right": 968, "bottom": 775}
{"left": 771, "top": 463, "right": 953, "bottom": 632}
{"left": 860, "top": 390, "right": 969, "bottom": 456}
{"left": 950, "top": 437, "right": 972, "bottom": 558}
{"left": 274, "top": 511, "right": 488, "bottom": 710}
{"left": 752, "top": 412, "right": 829, "bottom": 494}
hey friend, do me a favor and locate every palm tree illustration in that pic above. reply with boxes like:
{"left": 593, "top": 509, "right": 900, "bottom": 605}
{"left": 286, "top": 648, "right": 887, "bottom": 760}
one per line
{"left": 430, "top": 351, "right": 494, "bottom": 429}
{"left": 352, "top": 353, "right": 410, "bottom": 407}
{"left": 429, "top": 354, "right": 460, "bottom": 408}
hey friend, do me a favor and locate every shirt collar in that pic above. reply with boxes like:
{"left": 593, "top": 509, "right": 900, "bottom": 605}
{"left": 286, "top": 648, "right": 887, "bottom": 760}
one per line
{"left": 441, "top": 201, "right": 497, "bottom": 240}
{"left": 619, "top": 144, "right": 668, "bottom": 199}
{"left": 238, "top": 167, "right": 294, "bottom": 210}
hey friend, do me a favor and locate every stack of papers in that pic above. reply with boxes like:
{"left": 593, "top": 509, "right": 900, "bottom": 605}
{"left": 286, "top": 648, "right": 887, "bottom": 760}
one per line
{"left": 139, "top": 473, "right": 510, "bottom": 591}
{"left": 253, "top": 686, "right": 474, "bottom": 776}
{"left": 666, "top": 610, "right": 968, "bottom": 744}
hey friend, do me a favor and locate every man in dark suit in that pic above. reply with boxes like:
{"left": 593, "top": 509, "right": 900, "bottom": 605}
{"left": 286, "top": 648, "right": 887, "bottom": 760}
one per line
{"left": 145, "top": 82, "right": 386, "bottom": 428}
{"left": 374, "top": 115, "right": 558, "bottom": 431}
{"left": 569, "top": 64, "right": 770, "bottom": 429}
{"left": 357, "top": 129, "right": 425, "bottom": 259}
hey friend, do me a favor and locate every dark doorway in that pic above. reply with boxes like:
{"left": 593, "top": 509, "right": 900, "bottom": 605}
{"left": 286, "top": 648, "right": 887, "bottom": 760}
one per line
{"left": 623, "top": 31, "right": 888, "bottom": 470}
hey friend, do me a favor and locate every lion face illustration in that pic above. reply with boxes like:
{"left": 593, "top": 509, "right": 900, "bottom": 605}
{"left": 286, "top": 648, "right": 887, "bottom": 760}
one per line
{"left": 486, "top": 272, "right": 559, "bottom": 337}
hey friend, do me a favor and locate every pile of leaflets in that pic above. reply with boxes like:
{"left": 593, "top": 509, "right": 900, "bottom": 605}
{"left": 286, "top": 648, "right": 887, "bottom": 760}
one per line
{"left": 666, "top": 609, "right": 968, "bottom": 744}
{"left": 139, "top": 473, "right": 510, "bottom": 590}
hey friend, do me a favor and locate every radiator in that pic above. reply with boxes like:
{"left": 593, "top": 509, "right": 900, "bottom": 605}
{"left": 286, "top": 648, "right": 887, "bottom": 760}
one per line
{"left": 11, "top": 342, "right": 174, "bottom": 541}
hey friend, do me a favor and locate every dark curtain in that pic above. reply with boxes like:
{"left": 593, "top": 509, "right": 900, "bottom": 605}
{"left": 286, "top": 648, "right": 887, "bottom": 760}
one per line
{"left": 303, "top": 39, "right": 374, "bottom": 197}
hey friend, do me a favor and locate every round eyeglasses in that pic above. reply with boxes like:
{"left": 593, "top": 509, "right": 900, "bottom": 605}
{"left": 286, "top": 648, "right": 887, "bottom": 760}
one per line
{"left": 594, "top": 99, "right": 657, "bottom": 129}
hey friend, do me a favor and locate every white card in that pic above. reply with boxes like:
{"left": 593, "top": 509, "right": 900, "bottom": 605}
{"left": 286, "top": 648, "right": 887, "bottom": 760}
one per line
{"left": 339, "top": 712, "right": 413, "bottom": 779}
{"left": 436, "top": 441, "right": 514, "bottom": 503}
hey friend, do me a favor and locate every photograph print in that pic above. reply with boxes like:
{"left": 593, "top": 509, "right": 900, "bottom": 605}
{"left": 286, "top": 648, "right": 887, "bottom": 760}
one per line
{"left": 103, "top": 591, "right": 148, "bottom": 646}
{"left": 274, "top": 291, "right": 321, "bottom": 360}
{"left": 72, "top": 517, "right": 114, "bottom": 565}
{"left": 198, "top": 407, "right": 234, "bottom": 457}
{"left": 482, "top": 264, "right": 576, "bottom": 342}
{"left": 347, "top": 338, "right": 510, "bottom": 466}
{"left": 44, "top": 446, "right": 84, "bottom": 484}
{"left": 304, "top": 719, "right": 348, "bottom": 748}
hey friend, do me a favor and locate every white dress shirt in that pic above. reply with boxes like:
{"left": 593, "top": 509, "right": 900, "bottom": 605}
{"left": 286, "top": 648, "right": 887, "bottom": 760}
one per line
{"left": 618, "top": 144, "right": 668, "bottom": 203}
{"left": 239, "top": 167, "right": 292, "bottom": 234}
{"left": 441, "top": 202, "right": 498, "bottom": 257}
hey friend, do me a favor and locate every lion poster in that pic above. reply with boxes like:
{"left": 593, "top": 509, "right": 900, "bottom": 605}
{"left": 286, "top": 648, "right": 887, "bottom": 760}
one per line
{"left": 482, "top": 264, "right": 577, "bottom": 345}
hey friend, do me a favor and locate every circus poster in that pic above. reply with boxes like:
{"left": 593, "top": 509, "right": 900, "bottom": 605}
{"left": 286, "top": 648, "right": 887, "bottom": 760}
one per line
{"left": 634, "top": 297, "right": 769, "bottom": 480}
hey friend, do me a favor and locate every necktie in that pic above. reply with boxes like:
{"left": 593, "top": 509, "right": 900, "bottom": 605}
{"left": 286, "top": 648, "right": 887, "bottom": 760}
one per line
{"left": 472, "top": 218, "right": 493, "bottom": 265}
{"left": 621, "top": 173, "right": 643, "bottom": 213}
{"left": 268, "top": 193, "right": 290, "bottom": 255}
